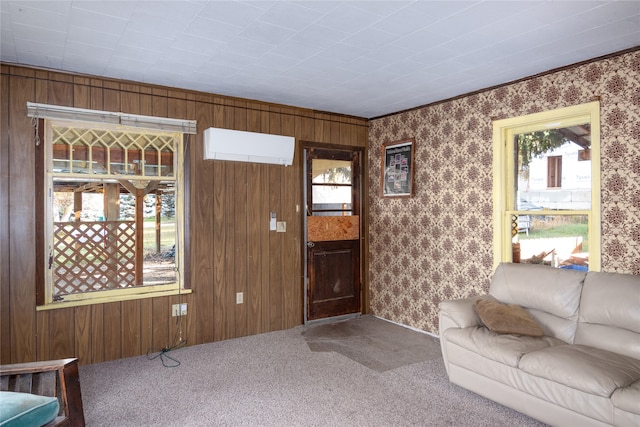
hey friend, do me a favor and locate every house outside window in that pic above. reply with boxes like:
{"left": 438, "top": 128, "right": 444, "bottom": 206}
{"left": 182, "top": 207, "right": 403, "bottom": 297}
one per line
{"left": 492, "top": 102, "right": 601, "bottom": 271}
{"left": 36, "top": 111, "right": 192, "bottom": 307}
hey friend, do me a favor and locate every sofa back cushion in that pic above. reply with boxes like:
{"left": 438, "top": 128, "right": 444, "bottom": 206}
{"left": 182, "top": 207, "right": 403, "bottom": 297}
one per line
{"left": 575, "top": 271, "right": 640, "bottom": 359}
{"left": 489, "top": 262, "right": 586, "bottom": 343}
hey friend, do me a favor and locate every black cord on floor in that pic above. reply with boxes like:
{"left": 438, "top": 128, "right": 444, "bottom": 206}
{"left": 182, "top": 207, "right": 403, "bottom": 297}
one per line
{"left": 146, "top": 339, "right": 187, "bottom": 368}
{"left": 147, "top": 314, "right": 188, "bottom": 368}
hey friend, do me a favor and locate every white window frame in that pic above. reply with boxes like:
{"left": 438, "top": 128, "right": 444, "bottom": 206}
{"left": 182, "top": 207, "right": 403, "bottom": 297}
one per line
{"left": 492, "top": 101, "right": 601, "bottom": 271}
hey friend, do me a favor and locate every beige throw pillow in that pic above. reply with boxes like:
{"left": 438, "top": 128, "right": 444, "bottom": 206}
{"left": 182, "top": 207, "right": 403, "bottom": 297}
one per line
{"left": 473, "top": 296, "right": 544, "bottom": 337}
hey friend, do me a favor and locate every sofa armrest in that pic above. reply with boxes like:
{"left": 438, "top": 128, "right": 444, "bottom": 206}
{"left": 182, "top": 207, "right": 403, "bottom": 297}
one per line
{"left": 439, "top": 297, "right": 483, "bottom": 377}
{"left": 439, "top": 297, "right": 483, "bottom": 336}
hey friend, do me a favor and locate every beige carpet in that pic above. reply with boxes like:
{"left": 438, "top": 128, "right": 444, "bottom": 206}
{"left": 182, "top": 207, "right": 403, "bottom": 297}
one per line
{"left": 80, "top": 315, "right": 547, "bottom": 426}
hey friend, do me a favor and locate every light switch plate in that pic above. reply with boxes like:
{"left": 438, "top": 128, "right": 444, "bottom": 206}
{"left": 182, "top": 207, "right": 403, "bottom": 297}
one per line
{"left": 276, "top": 221, "right": 286, "bottom": 232}
{"left": 270, "top": 212, "right": 277, "bottom": 231}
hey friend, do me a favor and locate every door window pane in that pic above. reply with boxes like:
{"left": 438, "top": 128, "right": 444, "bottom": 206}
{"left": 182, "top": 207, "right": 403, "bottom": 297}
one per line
{"left": 312, "top": 159, "right": 351, "bottom": 184}
{"left": 311, "top": 159, "right": 352, "bottom": 216}
{"left": 312, "top": 186, "right": 352, "bottom": 209}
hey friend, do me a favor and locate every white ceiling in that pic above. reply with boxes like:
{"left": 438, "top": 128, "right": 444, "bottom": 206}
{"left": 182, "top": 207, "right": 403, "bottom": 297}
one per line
{"left": 2, "top": 1, "right": 639, "bottom": 118}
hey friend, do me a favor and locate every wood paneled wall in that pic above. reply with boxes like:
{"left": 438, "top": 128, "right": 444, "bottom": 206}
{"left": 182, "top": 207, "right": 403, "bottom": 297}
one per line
{"left": 0, "top": 64, "right": 368, "bottom": 365}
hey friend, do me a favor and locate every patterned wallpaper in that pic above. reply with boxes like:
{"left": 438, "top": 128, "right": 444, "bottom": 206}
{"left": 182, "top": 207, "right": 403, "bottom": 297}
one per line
{"left": 368, "top": 49, "right": 640, "bottom": 335}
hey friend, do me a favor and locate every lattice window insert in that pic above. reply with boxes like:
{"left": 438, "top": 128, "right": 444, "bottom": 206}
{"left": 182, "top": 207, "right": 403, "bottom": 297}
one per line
{"left": 51, "top": 125, "right": 176, "bottom": 178}
{"left": 53, "top": 221, "right": 136, "bottom": 296}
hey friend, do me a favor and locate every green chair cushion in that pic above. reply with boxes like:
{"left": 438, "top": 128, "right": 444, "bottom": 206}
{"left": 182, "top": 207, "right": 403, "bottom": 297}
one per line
{"left": 0, "top": 391, "right": 59, "bottom": 427}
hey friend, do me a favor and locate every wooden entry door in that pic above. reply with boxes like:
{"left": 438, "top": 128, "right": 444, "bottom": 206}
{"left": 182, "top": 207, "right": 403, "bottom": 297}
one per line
{"left": 305, "top": 147, "right": 361, "bottom": 321}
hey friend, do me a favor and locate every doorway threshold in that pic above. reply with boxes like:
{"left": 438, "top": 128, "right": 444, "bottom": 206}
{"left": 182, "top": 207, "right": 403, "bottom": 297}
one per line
{"left": 305, "top": 313, "right": 360, "bottom": 326}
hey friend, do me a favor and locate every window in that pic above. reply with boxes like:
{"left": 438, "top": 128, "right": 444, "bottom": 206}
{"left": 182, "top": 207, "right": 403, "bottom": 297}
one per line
{"left": 492, "top": 102, "right": 601, "bottom": 271}
{"left": 310, "top": 158, "right": 353, "bottom": 216}
{"left": 39, "top": 118, "right": 188, "bottom": 306}
{"left": 547, "top": 156, "right": 562, "bottom": 188}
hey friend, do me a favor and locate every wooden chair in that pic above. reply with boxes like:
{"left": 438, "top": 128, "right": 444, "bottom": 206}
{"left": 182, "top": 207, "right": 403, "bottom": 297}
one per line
{"left": 0, "top": 358, "right": 85, "bottom": 427}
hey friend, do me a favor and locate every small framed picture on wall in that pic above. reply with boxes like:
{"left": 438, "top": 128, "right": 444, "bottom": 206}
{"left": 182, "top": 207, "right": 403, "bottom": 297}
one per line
{"left": 380, "top": 138, "right": 415, "bottom": 198}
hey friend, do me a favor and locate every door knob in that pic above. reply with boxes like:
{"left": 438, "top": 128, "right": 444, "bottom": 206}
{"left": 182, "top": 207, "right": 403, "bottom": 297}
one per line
{"left": 307, "top": 241, "right": 315, "bottom": 248}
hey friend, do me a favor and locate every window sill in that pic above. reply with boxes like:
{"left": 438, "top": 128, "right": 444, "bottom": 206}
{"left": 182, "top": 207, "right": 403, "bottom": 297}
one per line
{"left": 36, "top": 288, "right": 192, "bottom": 311}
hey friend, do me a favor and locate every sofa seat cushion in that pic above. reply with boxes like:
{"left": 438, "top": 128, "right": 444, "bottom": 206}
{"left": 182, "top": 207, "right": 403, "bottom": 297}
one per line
{"left": 0, "top": 391, "right": 59, "bottom": 427}
{"left": 612, "top": 380, "right": 640, "bottom": 415}
{"left": 520, "top": 345, "right": 640, "bottom": 397}
{"left": 444, "top": 326, "right": 564, "bottom": 367}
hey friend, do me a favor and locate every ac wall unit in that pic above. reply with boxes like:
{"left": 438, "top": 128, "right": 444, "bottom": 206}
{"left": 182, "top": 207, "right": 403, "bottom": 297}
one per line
{"left": 203, "top": 127, "right": 295, "bottom": 166}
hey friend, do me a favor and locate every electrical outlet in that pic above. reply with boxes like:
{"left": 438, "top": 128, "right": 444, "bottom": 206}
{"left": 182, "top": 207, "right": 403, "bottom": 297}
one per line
{"left": 172, "top": 303, "right": 187, "bottom": 316}
{"left": 236, "top": 292, "right": 243, "bottom": 304}
{"left": 276, "top": 221, "right": 286, "bottom": 232}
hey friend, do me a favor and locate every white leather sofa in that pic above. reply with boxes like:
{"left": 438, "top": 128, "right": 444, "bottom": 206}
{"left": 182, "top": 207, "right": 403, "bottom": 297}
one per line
{"left": 439, "top": 262, "right": 640, "bottom": 427}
